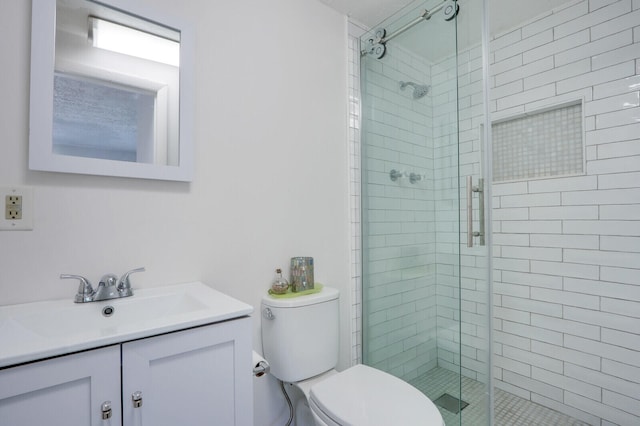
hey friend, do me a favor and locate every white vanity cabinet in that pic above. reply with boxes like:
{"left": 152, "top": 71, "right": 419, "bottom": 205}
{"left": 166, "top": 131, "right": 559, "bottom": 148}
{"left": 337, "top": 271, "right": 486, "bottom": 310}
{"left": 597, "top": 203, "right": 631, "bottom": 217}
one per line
{"left": 122, "top": 317, "right": 252, "bottom": 426}
{"left": 0, "top": 317, "right": 252, "bottom": 426}
{"left": 0, "top": 345, "right": 121, "bottom": 425}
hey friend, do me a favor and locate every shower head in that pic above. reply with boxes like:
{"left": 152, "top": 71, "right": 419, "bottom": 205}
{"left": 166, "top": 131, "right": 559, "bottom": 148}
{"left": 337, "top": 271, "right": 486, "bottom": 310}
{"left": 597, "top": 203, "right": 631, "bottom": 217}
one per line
{"left": 399, "top": 81, "right": 430, "bottom": 99}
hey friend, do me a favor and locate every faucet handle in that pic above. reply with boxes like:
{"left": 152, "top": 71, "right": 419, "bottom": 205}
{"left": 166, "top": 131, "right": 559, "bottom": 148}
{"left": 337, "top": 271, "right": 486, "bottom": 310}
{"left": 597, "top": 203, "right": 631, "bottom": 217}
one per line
{"left": 60, "top": 274, "right": 95, "bottom": 303}
{"left": 117, "top": 267, "right": 145, "bottom": 296}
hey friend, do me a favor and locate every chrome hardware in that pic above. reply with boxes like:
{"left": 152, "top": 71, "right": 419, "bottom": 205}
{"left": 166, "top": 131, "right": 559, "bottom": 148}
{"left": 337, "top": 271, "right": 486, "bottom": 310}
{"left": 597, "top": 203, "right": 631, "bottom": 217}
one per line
{"left": 478, "top": 178, "right": 485, "bottom": 246}
{"left": 263, "top": 307, "right": 275, "bottom": 320}
{"left": 390, "top": 169, "right": 423, "bottom": 184}
{"left": 363, "top": 29, "right": 387, "bottom": 59}
{"left": 101, "top": 401, "right": 112, "bottom": 420}
{"left": 466, "top": 176, "right": 485, "bottom": 247}
{"left": 409, "top": 172, "right": 423, "bottom": 184}
{"left": 361, "top": 3, "right": 455, "bottom": 57}
{"left": 60, "top": 267, "right": 145, "bottom": 303}
{"left": 102, "top": 305, "right": 114, "bottom": 317}
{"left": 94, "top": 273, "right": 119, "bottom": 301}
{"left": 253, "top": 359, "right": 270, "bottom": 377}
{"left": 60, "top": 274, "right": 95, "bottom": 303}
{"left": 132, "top": 391, "right": 143, "bottom": 408}
{"left": 117, "top": 267, "right": 145, "bottom": 297}
{"left": 389, "top": 169, "right": 403, "bottom": 182}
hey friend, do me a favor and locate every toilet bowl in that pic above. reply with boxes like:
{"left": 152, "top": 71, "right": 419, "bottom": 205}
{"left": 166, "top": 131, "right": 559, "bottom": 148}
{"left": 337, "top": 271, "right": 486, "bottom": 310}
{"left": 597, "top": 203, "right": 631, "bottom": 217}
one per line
{"left": 261, "top": 286, "right": 444, "bottom": 426}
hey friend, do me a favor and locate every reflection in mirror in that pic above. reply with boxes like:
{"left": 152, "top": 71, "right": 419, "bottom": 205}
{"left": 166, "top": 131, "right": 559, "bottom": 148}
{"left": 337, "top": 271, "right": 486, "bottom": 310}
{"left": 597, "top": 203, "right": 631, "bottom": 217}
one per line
{"left": 29, "top": 0, "right": 194, "bottom": 181}
{"left": 54, "top": 0, "right": 179, "bottom": 166}
{"left": 53, "top": 73, "right": 157, "bottom": 162}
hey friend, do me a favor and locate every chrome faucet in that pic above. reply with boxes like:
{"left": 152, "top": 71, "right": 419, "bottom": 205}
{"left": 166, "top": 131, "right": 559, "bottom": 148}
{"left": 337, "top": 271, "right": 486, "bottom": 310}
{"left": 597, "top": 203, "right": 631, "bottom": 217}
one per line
{"left": 60, "top": 267, "right": 145, "bottom": 303}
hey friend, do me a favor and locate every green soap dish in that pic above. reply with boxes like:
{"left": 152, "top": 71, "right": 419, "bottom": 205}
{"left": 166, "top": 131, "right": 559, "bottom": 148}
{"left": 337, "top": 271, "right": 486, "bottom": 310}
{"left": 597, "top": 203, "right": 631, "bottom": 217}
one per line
{"left": 268, "top": 283, "right": 323, "bottom": 298}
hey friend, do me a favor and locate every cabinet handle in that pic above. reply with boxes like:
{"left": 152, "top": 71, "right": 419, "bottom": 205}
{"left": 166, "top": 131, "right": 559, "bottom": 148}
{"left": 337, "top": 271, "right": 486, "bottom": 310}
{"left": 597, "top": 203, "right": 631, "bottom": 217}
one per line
{"left": 101, "top": 401, "right": 112, "bottom": 420}
{"left": 132, "top": 391, "right": 143, "bottom": 408}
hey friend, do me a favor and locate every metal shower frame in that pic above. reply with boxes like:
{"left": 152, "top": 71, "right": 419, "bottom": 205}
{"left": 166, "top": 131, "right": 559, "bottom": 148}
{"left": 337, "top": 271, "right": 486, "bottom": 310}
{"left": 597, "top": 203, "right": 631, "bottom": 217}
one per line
{"left": 361, "top": 0, "right": 458, "bottom": 57}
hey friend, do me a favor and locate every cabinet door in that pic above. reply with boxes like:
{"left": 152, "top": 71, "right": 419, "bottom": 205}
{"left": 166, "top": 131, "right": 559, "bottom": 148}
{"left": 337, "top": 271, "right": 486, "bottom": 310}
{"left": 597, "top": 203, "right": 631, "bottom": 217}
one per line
{"left": 122, "top": 317, "right": 252, "bottom": 426}
{"left": 0, "top": 345, "right": 121, "bottom": 426}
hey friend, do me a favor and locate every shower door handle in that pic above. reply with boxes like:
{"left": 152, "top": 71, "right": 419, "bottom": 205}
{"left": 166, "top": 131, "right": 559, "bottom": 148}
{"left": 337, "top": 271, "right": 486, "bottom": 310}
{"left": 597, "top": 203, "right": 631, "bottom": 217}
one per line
{"left": 466, "top": 176, "right": 485, "bottom": 247}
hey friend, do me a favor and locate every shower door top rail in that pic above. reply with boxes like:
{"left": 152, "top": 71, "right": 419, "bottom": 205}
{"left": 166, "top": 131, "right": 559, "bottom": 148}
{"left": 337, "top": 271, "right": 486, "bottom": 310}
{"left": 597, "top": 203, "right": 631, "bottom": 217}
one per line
{"left": 360, "top": 0, "right": 455, "bottom": 56}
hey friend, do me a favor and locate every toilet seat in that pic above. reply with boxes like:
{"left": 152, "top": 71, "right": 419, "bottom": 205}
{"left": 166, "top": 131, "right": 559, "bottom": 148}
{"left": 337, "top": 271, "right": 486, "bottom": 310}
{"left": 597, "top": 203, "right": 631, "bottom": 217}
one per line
{"left": 309, "top": 364, "right": 444, "bottom": 426}
{"left": 294, "top": 369, "right": 338, "bottom": 398}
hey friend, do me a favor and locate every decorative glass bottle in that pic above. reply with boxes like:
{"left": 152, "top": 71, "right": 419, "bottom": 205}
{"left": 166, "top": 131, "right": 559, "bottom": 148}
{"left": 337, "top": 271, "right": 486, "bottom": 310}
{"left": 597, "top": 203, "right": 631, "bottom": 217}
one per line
{"left": 271, "top": 268, "right": 289, "bottom": 294}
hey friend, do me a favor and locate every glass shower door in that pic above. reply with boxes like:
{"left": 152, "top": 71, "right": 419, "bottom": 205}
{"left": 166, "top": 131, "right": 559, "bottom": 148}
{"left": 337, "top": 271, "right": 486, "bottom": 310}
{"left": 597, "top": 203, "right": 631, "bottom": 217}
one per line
{"left": 359, "top": 0, "right": 490, "bottom": 424}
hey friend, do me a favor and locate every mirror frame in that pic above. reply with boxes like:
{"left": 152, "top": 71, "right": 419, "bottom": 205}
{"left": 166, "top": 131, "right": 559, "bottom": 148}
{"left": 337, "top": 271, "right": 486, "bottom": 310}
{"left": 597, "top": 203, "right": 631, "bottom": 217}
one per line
{"left": 29, "top": 0, "right": 195, "bottom": 181}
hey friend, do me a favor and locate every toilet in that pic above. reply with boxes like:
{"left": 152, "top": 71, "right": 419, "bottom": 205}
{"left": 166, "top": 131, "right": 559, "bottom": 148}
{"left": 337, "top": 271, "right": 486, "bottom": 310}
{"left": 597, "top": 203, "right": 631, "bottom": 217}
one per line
{"left": 261, "top": 286, "right": 445, "bottom": 426}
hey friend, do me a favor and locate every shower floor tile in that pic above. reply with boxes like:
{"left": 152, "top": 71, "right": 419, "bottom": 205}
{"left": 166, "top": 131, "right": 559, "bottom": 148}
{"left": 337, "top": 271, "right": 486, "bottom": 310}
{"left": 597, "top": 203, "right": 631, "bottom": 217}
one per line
{"left": 409, "top": 367, "right": 591, "bottom": 425}
{"left": 409, "top": 367, "right": 486, "bottom": 425}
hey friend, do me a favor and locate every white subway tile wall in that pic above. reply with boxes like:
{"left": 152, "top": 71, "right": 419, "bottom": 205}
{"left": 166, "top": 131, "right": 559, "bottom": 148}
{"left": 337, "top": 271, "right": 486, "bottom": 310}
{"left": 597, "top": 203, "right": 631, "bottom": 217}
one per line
{"left": 490, "top": 0, "right": 640, "bottom": 424}
{"left": 352, "top": 10, "right": 490, "bottom": 395}
{"left": 433, "top": 43, "right": 491, "bottom": 385}
{"left": 358, "top": 36, "right": 440, "bottom": 382}
{"left": 348, "top": 23, "right": 365, "bottom": 366}
{"left": 351, "top": 0, "right": 639, "bottom": 423}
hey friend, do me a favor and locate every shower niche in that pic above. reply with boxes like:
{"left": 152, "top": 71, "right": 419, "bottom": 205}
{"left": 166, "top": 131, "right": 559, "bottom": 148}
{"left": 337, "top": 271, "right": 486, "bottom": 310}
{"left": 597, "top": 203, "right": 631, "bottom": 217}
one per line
{"left": 491, "top": 100, "right": 585, "bottom": 183}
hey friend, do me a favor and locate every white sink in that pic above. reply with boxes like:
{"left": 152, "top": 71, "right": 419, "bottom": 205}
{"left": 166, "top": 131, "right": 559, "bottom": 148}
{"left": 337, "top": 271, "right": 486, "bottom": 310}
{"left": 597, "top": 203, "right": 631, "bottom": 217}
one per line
{"left": 0, "top": 281, "right": 253, "bottom": 368}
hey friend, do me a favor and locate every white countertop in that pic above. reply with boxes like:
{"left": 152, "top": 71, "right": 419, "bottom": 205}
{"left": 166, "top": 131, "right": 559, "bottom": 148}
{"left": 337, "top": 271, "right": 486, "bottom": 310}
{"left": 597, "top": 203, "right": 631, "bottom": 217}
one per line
{"left": 0, "top": 281, "right": 253, "bottom": 368}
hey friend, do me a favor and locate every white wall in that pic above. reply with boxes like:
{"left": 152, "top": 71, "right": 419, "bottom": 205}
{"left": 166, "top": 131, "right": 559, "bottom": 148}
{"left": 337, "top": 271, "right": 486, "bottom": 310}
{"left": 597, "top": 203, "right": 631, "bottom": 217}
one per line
{"left": 0, "top": 1, "right": 350, "bottom": 424}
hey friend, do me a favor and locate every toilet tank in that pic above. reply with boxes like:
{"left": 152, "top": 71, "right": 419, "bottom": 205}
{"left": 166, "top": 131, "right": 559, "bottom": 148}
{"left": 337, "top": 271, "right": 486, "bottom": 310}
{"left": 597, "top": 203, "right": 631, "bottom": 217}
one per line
{"left": 261, "top": 286, "right": 339, "bottom": 383}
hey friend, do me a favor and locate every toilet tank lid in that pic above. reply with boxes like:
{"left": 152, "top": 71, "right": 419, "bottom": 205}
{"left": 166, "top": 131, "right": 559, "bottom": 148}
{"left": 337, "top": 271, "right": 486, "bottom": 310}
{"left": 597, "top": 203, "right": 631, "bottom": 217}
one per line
{"left": 261, "top": 286, "right": 339, "bottom": 308}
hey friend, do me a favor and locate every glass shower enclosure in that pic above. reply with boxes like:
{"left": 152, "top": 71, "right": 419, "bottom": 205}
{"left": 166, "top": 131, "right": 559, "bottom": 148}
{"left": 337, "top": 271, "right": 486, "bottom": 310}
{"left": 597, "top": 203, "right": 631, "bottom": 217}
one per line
{"left": 359, "top": 0, "right": 491, "bottom": 424}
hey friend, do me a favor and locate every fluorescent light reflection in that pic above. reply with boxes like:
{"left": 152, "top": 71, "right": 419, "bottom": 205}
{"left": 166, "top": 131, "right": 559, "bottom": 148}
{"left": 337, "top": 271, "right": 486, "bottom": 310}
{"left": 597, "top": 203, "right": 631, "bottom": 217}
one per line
{"left": 89, "top": 17, "right": 179, "bottom": 67}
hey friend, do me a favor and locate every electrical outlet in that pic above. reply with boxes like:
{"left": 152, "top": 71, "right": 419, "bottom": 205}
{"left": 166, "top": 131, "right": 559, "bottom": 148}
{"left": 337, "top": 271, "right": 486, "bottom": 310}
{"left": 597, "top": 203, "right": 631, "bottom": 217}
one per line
{"left": 5, "top": 195, "right": 23, "bottom": 219}
{"left": 1, "top": 187, "right": 33, "bottom": 231}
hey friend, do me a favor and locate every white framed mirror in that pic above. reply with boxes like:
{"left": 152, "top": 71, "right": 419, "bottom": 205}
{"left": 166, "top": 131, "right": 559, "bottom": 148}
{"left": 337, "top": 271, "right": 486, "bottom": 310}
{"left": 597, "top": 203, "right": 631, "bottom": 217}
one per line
{"left": 29, "top": 0, "right": 194, "bottom": 181}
